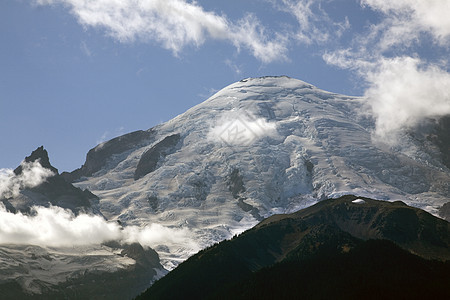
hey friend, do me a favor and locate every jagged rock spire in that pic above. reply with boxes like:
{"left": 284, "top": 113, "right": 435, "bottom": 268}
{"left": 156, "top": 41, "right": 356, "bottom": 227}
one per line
{"left": 14, "top": 146, "right": 58, "bottom": 175}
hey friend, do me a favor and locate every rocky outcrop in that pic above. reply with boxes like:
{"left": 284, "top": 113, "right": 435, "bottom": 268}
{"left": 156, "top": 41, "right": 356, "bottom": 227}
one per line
{"left": 62, "top": 130, "right": 156, "bottom": 182}
{"left": 134, "top": 134, "right": 181, "bottom": 180}
{"left": 13, "top": 146, "right": 58, "bottom": 175}
{"left": 227, "top": 168, "right": 262, "bottom": 221}
{"left": 121, "top": 243, "right": 161, "bottom": 270}
{"left": 434, "top": 116, "right": 450, "bottom": 169}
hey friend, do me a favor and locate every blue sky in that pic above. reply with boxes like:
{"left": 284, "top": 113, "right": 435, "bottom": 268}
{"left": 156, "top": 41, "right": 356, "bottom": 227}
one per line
{"left": 1, "top": 0, "right": 450, "bottom": 172}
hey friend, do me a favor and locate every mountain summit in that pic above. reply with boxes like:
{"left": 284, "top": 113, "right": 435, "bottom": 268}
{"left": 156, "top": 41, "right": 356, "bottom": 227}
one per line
{"left": 13, "top": 146, "right": 58, "bottom": 175}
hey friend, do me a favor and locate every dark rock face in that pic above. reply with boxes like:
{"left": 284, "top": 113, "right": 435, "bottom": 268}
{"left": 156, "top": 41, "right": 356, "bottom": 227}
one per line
{"left": 138, "top": 196, "right": 450, "bottom": 299}
{"left": 412, "top": 115, "right": 450, "bottom": 170}
{"left": 227, "top": 168, "right": 245, "bottom": 199}
{"left": 440, "top": 202, "right": 450, "bottom": 221}
{"left": 134, "top": 134, "right": 181, "bottom": 180}
{"left": 227, "top": 168, "right": 262, "bottom": 221}
{"left": 21, "top": 175, "right": 97, "bottom": 214}
{"left": 436, "top": 116, "right": 450, "bottom": 169}
{"left": 121, "top": 243, "right": 161, "bottom": 269}
{"left": 5, "top": 146, "right": 99, "bottom": 215}
{"left": 62, "top": 130, "right": 156, "bottom": 182}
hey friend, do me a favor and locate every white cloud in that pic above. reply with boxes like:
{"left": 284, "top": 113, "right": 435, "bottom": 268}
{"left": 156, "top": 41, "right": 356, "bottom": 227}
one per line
{"left": 365, "top": 57, "right": 450, "bottom": 143}
{"left": 0, "top": 161, "right": 55, "bottom": 199}
{"left": 324, "top": 50, "right": 450, "bottom": 144}
{"left": 122, "top": 223, "right": 199, "bottom": 251}
{"left": 0, "top": 204, "right": 119, "bottom": 246}
{"left": 362, "top": 0, "right": 450, "bottom": 47}
{"left": 0, "top": 203, "right": 198, "bottom": 250}
{"left": 34, "top": 0, "right": 288, "bottom": 63}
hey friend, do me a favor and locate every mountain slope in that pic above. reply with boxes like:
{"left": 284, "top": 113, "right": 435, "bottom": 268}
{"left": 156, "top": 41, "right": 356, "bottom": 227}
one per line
{"left": 0, "top": 148, "right": 166, "bottom": 299}
{"left": 216, "top": 240, "right": 450, "bottom": 300}
{"left": 65, "top": 76, "right": 450, "bottom": 268}
{"left": 138, "top": 196, "right": 450, "bottom": 299}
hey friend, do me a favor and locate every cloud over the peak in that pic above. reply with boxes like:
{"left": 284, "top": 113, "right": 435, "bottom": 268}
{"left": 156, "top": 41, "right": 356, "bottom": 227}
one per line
{"left": 34, "top": 0, "right": 288, "bottom": 63}
{"left": 0, "top": 161, "right": 55, "bottom": 199}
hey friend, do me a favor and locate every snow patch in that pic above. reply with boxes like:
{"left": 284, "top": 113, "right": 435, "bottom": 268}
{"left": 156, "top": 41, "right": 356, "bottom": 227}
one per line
{"left": 351, "top": 199, "right": 366, "bottom": 204}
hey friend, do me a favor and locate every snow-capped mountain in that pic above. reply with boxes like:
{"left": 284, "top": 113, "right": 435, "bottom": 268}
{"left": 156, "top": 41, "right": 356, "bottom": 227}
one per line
{"left": 1, "top": 76, "right": 449, "bottom": 298}
{"left": 62, "top": 76, "right": 450, "bottom": 269}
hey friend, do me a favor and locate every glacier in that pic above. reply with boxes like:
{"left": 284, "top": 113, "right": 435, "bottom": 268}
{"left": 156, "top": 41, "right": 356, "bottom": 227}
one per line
{"left": 66, "top": 76, "right": 450, "bottom": 269}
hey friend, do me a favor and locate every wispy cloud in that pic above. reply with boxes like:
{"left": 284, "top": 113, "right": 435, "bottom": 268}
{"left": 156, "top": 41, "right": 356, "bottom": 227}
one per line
{"left": 225, "top": 59, "right": 242, "bottom": 75}
{"left": 198, "top": 87, "right": 219, "bottom": 101}
{"left": 35, "top": 0, "right": 288, "bottom": 63}
{"left": 96, "top": 131, "right": 109, "bottom": 145}
{"left": 271, "top": 0, "right": 350, "bottom": 45}
{"left": 80, "top": 40, "right": 92, "bottom": 57}
{"left": 0, "top": 161, "right": 55, "bottom": 199}
{"left": 361, "top": 0, "right": 450, "bottom": 49}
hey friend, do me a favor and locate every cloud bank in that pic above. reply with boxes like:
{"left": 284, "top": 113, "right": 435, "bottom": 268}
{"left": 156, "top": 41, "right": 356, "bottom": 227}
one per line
{"left": 0, "top": 203, "right": 197, "bottom": 250}
{"left": 35, "top": 0, "right": 287, "bottom": 63}
{"left": 0, "top": 161, "right": 55, "bottom": 199}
